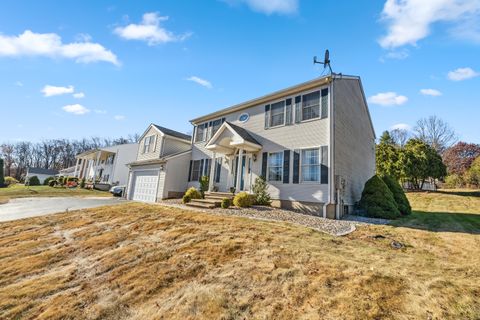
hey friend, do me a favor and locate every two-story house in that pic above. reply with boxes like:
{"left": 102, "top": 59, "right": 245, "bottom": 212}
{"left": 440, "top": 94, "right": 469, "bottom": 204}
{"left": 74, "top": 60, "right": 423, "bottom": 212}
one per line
{"left": 188, "top": 74, "right": 376, "bottom": 219}
{"left": 125, "top": 124, "right": 192, "bottom": 202}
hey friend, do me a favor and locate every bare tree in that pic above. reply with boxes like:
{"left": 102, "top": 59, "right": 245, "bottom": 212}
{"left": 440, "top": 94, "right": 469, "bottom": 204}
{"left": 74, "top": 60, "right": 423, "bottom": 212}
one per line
{"left": 1, "top": 143, "right": 15, "bottom": 177}
{"left": 413, "top": 115, "right": 457, "bottom": 154}
{"left": 389, "top": 128, "right": 410, "bottom": 148}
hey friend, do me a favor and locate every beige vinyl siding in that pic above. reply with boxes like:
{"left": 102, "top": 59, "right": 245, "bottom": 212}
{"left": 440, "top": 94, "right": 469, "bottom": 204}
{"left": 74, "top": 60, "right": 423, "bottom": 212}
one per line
{"left": 137, "top": 127, "right": 163, "bottom": 161}
{"left": 190, "top": 84, "right": 330, "bottom": 203}
{"left": 161, "top": 137, "right": 191, "bottom": 157}
{"left": 162, "top": 151, "right": 191, "bottom": 199}
{"left": 333, "top": 78, "right": 376, "bottom": 205}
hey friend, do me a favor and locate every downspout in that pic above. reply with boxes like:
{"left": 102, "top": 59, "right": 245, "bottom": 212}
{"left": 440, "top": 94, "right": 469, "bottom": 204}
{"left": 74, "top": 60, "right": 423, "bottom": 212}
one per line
{"left": 323, "top": 76, "right": 336, "bottom": 219}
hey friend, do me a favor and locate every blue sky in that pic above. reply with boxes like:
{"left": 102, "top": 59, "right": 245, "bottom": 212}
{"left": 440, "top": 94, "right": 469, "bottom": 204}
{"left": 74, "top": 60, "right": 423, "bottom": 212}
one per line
{"left": 1, "top": 0, "right": 479, "bottom": 143}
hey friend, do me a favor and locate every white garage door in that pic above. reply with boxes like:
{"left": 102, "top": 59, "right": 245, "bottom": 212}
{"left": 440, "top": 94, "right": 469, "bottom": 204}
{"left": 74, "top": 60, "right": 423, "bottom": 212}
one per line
{"left": 131, "top": 170, "right": 159, "bottom": 203}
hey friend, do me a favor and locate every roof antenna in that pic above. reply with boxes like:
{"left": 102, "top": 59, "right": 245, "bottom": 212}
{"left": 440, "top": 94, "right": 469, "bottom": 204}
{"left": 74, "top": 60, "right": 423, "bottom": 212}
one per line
{"left": 313, "top": 49, "right": 333, "bottom": 75}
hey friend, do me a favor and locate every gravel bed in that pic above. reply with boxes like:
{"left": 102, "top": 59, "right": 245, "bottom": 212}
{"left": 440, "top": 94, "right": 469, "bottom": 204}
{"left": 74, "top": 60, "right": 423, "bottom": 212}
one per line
{"left": 342, "top": 214, "right": 390, "bottom": 225}
{"left": 157, "top": 199, "right": 356, "bottom": 236}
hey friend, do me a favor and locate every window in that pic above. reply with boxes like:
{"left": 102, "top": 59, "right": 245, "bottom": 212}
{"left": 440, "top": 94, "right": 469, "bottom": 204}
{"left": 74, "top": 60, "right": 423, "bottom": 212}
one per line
{"left": 143, "top": 135, "right": 155, "bottom": 153}
{"left": 270, "top": 101, "right": 285, "bottom": 127}
{"left": 301, "top": 148, "right": 320, "bottom": 182}
{"left": 211, "top": 119, "right": 222, "bottom": 137}
{"left": 302, "top": 91, "right": 320, "bottom": 121}
{"left": 106, "top": 154, "right": 115, "bottom": 165}
{"left": 268, "top": 152, "right": 283, "bottom": 181}
{"left": 195, "top": 123, "right": 207, "bottom": 143}
{"left": 191, "top": 160, "right": 201, "bottom": 181}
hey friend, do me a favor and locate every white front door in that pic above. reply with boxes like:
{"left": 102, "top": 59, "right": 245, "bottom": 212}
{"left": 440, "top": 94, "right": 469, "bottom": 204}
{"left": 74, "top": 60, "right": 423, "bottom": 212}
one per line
{"left": 131, "top": 170, "right": 159, "bottom": 203}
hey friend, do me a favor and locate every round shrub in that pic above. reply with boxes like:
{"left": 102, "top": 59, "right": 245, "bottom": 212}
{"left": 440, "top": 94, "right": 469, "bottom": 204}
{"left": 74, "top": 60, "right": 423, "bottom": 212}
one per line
{"left": 57, "top": 176, "right": 65, "bottom": 186}
{"left": 182, "top": 194, "right": 191, "bottom": 204}
{"left": 233, "top": 192, "right": 254, "bottom": 208}
{"left": 382, "top": 175, "right": 412, "bottom": 215}
{"left": 221, "top": 198, "right": 231, "bottom": 209}
{"left": 185, "top": 187, "right": 202, "bottom": 200}
{"left": 359, "top": 175, "right": 401, "bottom": 219}
{"left": 28, "top": 176, "right": 41, "bottom": 186}
{"left": 4, "top": 176, "right": 19, "bottom": 186}
{"left": 43, "top": 176, "right": 55, "bottom": 186}
{"left": 80, "top": 178, "right": 86, "bottom": 188}
{"left": 48, "top": 179, "right": 57, "bottom": 187}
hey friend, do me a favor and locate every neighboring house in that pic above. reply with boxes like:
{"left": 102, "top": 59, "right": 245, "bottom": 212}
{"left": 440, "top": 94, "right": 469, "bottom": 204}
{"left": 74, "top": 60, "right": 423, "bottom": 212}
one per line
{"left": 125, "top": 124, "right": 192, "bottom": 202}
{"left": 73, "top": 143, "right": 138, "bottom": 186}
{"left": 188, "top": 74, "right": 376, "bottom": 218}
{"left": 26, "top": 167, "right": 59, "bottom": 184}
{"left": 58, "top": 165, "right": 76, "bottom": 177}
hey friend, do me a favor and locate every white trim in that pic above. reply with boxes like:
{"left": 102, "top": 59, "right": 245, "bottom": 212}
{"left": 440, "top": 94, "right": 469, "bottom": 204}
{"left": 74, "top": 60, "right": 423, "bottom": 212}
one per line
{"left": 266, "top": 151, "right": 283, "bottom": 183}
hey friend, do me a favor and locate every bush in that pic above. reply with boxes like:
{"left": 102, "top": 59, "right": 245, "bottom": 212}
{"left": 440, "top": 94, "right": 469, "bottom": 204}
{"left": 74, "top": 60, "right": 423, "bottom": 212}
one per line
{"left": 80, "top": 178, "right": 86, "bottom": 188}
{"left": 199, "top": 176, "right": 209, "bottom": 198}
{"left": 0, "top": 158, "right": 4, "bottom": 187}
{"left": 43, "top": 176, "right": 55, "bottom": 186}
{"left": 233, "top": 192, "right": 255, "bottom": 208}
{"left": 381, "top": 175, "right": 411, "bottom": 215}
{"left": 252, "top": 176, "right": 271, "bottom": 205}
{"left": 184, "top": 187, "right": 202, "bottom": 200}
{"left": 182, "top": 194, "right": 191, "bottom": 204}
{"left": 27, "top": 176, "right": 41, "bottom": 186}
{"left": 221, "top": 198, "right": 231, "bottom": 209}
{"left": 49, "top": 179, "right": 57, "bottom": 187}
{"left": 359, "top": 175, "right": 401, "bottom": 219}
{"left": 4, "top": 176, "right": 19, "bottom": 186}
{"left": 57, "top": 176, "right": 65, "bottom": 186}
{"left": 444, "top": 174, "right": 464, "bottom": 188}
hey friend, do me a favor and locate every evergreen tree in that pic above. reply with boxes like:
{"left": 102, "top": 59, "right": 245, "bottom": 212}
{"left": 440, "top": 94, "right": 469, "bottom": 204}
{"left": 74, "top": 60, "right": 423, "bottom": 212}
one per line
{"left": 0, "top": 158, "right": 4, "bottom": 187}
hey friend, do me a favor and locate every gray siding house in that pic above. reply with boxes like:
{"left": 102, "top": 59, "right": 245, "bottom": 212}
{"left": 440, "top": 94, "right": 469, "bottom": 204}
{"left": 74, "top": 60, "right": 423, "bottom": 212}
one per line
{"left": 187, "top": 75, "right": 375, "bottom": 219}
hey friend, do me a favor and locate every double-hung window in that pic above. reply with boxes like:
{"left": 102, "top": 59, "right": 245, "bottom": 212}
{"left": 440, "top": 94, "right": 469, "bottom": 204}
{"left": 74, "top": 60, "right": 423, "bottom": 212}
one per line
{"left": 268, "top": 152, "right": 283, "bottom": 182}
{"left": 143, "top": 135, "right": 154, "bottom": 153}
{"left": 211, "top": 119, "right": 222, "bottom": 137}
{"left": 301, "top": 148, "right": 320, "bottom": 182}
{"left": 191, "top": 160, "right": 201, "bottom": 181}
{"left": 302, "top": 91, "right": 320, "bottom": 121}
{"left": 270, "top": 101, "right": 285, "bottom": 127}
{"left": 195, "top": 124, "right": 206, "bottom": 142}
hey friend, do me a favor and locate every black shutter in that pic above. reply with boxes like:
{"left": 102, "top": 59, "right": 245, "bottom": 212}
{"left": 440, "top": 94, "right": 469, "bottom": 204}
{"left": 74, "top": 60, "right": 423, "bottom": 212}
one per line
{"left": 264, "top": 105, "right": 270, "bottom": 129}
{"left": 285, "top": 98, "right": 292, "bottom": 125}
{"left": 188, "top": 160, "right": 193, "bottom": 181}
{"left": 321, "top": 146, "right": 328, "bottom": 184}
{"left": 215, "top": 158, "right": 222, "bottom": 183}
{"left": 293, "top": 149, "right": 300, "bottom": 184}
{"left": 261, "top": 152, "right": 268, "bottom": 179}
{"left": 283, "top": 150, "right": 290, "bottom": 184}
{"left": 294, "top": 96, "right": 301, "bottom": 123}
{"left": 199, "top": 159, "right": 204, "bottom": 181}
{"left": 321, "top": 88, "right": 328, "bottom": 119}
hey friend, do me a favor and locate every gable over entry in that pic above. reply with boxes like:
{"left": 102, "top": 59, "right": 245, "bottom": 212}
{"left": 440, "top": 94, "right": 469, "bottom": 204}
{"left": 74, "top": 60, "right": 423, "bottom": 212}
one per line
{"left": 205, "top": 122, "right": 262, "bottom": 154}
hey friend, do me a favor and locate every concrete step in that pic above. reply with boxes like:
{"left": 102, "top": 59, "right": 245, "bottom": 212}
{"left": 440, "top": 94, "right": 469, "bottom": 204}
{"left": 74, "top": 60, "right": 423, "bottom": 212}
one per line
{"left": 205, "top": 195, "right": 234, "bottom": 201}
{"left": 205, "top": 192, "right": 235, "bottom": 198}
{"left": 186, "top": 201, "right": 216, "bottom": 209}
{"left": 191, "top": 198, "right": 221, "bottom": 205}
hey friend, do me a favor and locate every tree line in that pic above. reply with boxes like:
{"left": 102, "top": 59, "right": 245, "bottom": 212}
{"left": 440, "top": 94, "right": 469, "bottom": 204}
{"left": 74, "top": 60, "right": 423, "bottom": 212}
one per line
{"left": 0, "top": 134, "right": 139, "bottom": 181}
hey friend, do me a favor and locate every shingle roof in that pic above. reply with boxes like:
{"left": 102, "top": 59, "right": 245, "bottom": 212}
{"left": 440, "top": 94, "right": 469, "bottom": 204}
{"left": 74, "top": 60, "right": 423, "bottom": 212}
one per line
{"left": 152, "top": 124, "right": 191, "bottom": 141}
{"left": 226, "top": 122, "right": 261, "bottom": 146}
{"left": 27, "top": 167, "right": 59, "bottom": 175}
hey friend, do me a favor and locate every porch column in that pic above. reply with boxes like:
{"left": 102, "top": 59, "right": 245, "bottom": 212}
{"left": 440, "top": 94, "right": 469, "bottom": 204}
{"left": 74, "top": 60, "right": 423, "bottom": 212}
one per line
{"left": 208, "top": 152, "right": 216, "bottom": 191}
{"left": 235, "top": 149, "right": 243, "bottom": 193}
{"left": 73, "top": 158, "right": 80, "bottom": 177}
{"left": 92, "top": 152, "right": 101, "bottom": 182}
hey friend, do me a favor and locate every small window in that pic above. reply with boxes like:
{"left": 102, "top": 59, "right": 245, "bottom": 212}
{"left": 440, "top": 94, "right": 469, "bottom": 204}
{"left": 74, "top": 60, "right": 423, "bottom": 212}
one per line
{"left": 302, "top": 91, "right": 320, "bottom": 121}
{"left": 191, "top": 160, "right": 201, "bottom": 181}
{"left": 268, "top": 152, "right": 283, "bottom": 182}
{"left": 211, "top": 119, "right": 222, "bottom": 137}
{"left": 195, "top": 124, "right": 206, "bottom": 143}
{"left": 270, "top": 101, "right": 285, "bottom": 127}
{"left": 143, "top": 135, "right": 154, "bottom": 153}
{"left": 301, "top": 148, "right": 320, "bottom": 182}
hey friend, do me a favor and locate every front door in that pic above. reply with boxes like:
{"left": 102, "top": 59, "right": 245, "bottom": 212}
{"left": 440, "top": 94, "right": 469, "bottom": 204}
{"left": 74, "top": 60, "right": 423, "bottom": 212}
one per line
{"left": 240, "top": 154, "right": 252, "bottom": 192}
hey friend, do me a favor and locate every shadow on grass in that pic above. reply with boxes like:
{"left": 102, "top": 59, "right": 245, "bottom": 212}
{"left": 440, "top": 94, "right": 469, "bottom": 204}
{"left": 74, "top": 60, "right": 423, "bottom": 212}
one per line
{"left": 434, "top": 190, "right": 480, "bottom": 197}
{"left": 390, "top": 211, "right": 480, "bottom": 234}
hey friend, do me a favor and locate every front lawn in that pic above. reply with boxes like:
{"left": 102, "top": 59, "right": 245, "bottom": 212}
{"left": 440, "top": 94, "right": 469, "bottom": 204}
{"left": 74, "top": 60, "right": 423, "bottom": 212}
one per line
{"left": 0, "top": 190, "right": 478, "bottom": 319}
{"left": 0, "top": 184, "right": 111, "bottom": 203}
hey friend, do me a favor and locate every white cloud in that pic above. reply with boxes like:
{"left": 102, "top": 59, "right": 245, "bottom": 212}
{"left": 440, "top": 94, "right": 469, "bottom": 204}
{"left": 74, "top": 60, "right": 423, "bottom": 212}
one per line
{"left": 420, "top": 88, "right": 442, "bottom": 96}
{"left": 390, "top": 123, "right": 411, "bottom": 131}
{"left": 0, "top": 30, "right": 119, "bottom": 65}
{"left": 14, "top": 81, "right": 23, "bottom": 87}
{"left": 114, "top": 115, "right": 126, "bottom": 120}
{"left": 186, "top": 76, "right": 213, "bottom": 89}
{"left": 379, "top": 0, "right": 480, "bottom": 49}
{"left": 368, "top": 92, "right": 408, "bottom": 106}
{"left": 73, "top": 92, "right": 85, "bottom": 99}
{"left": 447, "top": 67, "right": 479, "bottom": 81}
{"left": 42, "top": 85, "right": 74, "bottom": 97}
{"left": 62, "top": 104, "right": 90, "bottom": 115}
{"left": 225, "top": 0, "right": 298, "bottom": 15}
{"left": 114, "top": 12, "right": 190, "bottom": 45}
{"left": 94, "top": 109, "right": 107, "bottom": 114}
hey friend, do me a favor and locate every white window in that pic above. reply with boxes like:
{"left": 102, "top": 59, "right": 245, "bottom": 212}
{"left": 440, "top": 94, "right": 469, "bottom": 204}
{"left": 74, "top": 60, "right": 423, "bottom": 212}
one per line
{"left": 270, "top": 101, "right": 285, "bottom": 127}
{"left": 301, "top": 148, "right": 320, "bottom": 182}
{"left": 302, "top": 91, "right": 320, "bottom": 121}
{"left": 211, "top": 119, "right": 222, "bottom": 137}
{"left": 195, "top": 124, "right": 206, "bottom": 142}
{"left": 268, "top": 152, "right": 283, "bottom": 182}
{"left": 191, "top": 160, "right": 201, "bottom": 181}
{"left": 143, "top": 135, "right": 155, "bottom": 153}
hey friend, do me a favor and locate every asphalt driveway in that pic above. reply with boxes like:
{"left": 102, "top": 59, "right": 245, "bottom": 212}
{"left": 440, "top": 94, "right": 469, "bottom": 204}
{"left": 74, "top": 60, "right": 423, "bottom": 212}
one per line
{"left": 0, "top": 197, "right": 126, "bottom": 222}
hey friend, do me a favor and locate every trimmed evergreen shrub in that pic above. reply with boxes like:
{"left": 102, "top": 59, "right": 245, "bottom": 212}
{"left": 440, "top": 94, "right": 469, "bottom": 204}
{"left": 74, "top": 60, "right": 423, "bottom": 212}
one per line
{"left": 185, "top": 187, "right": 202, "bottom": 200}
{"left": 80, "top": 178, "right": 86, "bottom": 188}
{"left": 43, "top": 176, "right": 55, "bottom": 186}
{"left": 382, "top": 175, "right": 412, "bottom": 215}
{"left": 4, "top": 176, "right": 19, "bottom": 186}
{"left": 49, "top": 180, "right": 57, "bottom": 187}
{"left": 57, "top": 176, "right": 65, "bottom": 186}
{"left": 221, "top": 198, "right": 231, "bottom": 209}
{"left": 199, "top": 176, "right": 209, "bottom": 198}
{"left": 359, "top": 175, "right": 401, "bottom": 219}
{"left": 233, "top": 192, "right": 254, "bottom": 208}
{"left": 252, "top": 176, "right": 271, "bottom": 205}
{"left": 0, "top": 158, "right": 4, "bottom": 187}
{"left": 182, "top": 194, "right": 191, "bottom": 204}
{"left": 28, "top": 176, "right": 41, "bottom": 186}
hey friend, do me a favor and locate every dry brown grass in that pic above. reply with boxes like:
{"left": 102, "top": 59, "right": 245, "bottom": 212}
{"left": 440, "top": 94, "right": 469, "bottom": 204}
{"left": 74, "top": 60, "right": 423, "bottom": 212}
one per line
{"left": 0, "top": 200, "right": 479, "bottom": 319}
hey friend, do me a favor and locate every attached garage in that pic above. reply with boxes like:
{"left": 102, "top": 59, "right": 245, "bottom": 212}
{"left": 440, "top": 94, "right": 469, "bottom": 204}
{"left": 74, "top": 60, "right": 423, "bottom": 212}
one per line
{"left": 130, "top": 170, "right": 159, "bottom": 203}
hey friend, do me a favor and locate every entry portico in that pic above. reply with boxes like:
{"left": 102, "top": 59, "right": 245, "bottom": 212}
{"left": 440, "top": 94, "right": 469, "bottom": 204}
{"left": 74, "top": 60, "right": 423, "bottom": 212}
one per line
{"left": 205, "top": 122, "right": 262, "bottom": 193}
